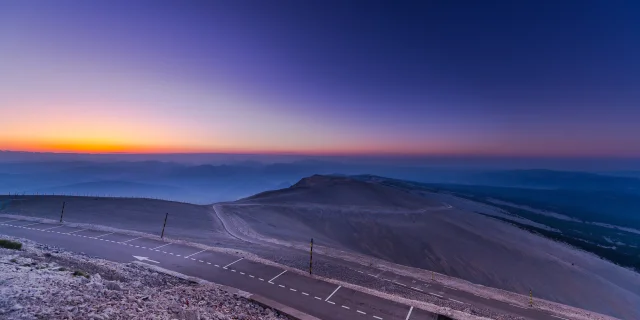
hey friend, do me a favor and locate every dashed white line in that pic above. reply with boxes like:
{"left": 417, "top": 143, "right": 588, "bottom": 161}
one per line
{"left": 278, "top": 285, "right": 285, "bottom": 288}
{"left": 224, "top": 258, "right": 243, "bottom": 269}
{"left": 302, "top": 292, "right": 309, "bottom": 296}
{"left": 314, "top": 297, "right": 322, "bottom": 300}
{"left": 405, "top": 306, "right": 413, "bottom": 320}
{"left": 410, "top": 287, "right": 423, "bottom": 292}
{"left": 249, "top": 275, "right": 255, "bottom": 278}
{"left": 429, "top": 293, "right": 443, "bottom": 298}
{"left": 449, "top": 299, "right": 464, "bottom": 304}
{"left": 215, "top": 264, "right": 220, "bottom": 268}
{"left": 341, "top": 305, "right": 349, "bottom": 309}
{"left": 327, "top": 301, "right": 335, "bottom": 305}
{"left": 198, "top": 260, "right": 203, "bottom": 263}
{"left": 325, "top": 285, "right": 341, "bottom": 301}
{"left": 231, "top": 269, "right": 236, "bottom": 272}
{"left": 259, "top": 278, "right": 264, "bottom": 281}
{"left": 206, "top": 262, "right": 211, "bottom": 265}
{"left": 373, "top": 316, "right": 383, "bottom": 320}
{"left": 184, "top": 249, "right": 206, "bottom": 259}
{"left": 268, "top": 270, "right": 287, "bottom": 283}
{"left": 240, "top": 272, "right": 245, "bottom": 275}
{"left": 290, "top": 288, "right": 297, "bottom": 292}
{"left": 357, "top": 310, "right": 366, "bottom": 315}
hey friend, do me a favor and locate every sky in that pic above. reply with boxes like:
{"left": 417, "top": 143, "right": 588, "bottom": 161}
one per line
{"left": 1, "top": 1, "right": 639, "bottom": 157}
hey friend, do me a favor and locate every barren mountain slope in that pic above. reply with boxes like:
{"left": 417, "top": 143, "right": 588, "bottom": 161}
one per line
{"left": 219, "top": 175, "right": 640, "bottom": 319}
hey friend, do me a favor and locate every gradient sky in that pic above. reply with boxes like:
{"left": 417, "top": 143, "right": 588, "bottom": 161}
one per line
{"left": 1, "top": 1, "right": 639, "bottom": 156}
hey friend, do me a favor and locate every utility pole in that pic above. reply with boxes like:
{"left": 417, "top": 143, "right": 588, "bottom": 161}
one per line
{"left": 309, "top": 238, "right": 314, "bottom": 275}
{"left": 529, "top": 289, "right": 533, "bottom": 307}
{"left": 161, "top": 213, "right": 168, "bottom": 238}
{"left": 59, "top": 202, "right": 66, "bottom": 223}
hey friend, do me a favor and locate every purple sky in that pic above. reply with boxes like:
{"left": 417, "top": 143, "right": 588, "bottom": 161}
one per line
{"left": 1, "top": 1, "right": 639, "bottom": 157}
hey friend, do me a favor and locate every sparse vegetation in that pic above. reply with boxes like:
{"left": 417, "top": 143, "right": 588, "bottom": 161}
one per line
{"left": 72, "top": 270, "right": 89, "bottom": 278}
{"left": 10, "top": 258, "right": 17, "bottom": 263}
{"left": 0, "top": 239, "right": 22, "bottom": 250}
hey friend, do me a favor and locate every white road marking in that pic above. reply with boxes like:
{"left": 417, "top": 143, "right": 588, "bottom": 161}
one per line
{"left": 278, "top": 284, "right": 285, "bottom": 288}
{"left": 66, "top": 229, "right": 87, "bottom": 234}
{"left": 215, "top": 265, "right": 220, "bottom": 267}
{"left": 259, "top": 278, "right": 264, "bottom": 281}
{"left": 327, "top": 301, "right": 335, "bottom": 305}
{"left": 132, "top": 256, "right": 159, "bottom": 264}
{"left": 510, "top": 304, "right": 524, "bottom": 309}
{"left": 224, "top": 258, "right": 243, "bottom": 269}
{"left": 207, "top": 262, "right": 211, "bottom": 265}
{"left": 449, "top": 299, "right": 464, "bottom": 304}
{"left": 302, "top": 292, "right": 309, "bottom": 296}
{"left": 373, "top": 316, "right": 383, "bottom": 320}
{"left": 314, "top": 297, "right": 322, "bottom": 300}
{"left": 152, "top": 243, "right": 171, "bottom": 250}
{"left": 121, "top": 236, "right": 143, "bottom": 243}
{"left": 290, "top": 288, "right": 296, "bottom": 292}
{"left": 405, "top": 306, "right": 413, "bottom": 320}
{"left": 184, "top": 249, "right": 206, "bottom": 258}
{"left": 429, "top": 293, "right": 443, "bottom": 298}
{"left": 268, "top": 270, "right": 287, "bottom": 283}
{"left": 231, "top": 269, "right": 236, "bottom": 272}
{"left": 410, "top": 287, "right": 423, "bottom": 292}
{"left": 249, "top": 275, "right": 254, "bottom": 278}
{"left": 357, "top": 310, "right": 366, "bottom": 315}
{"left": 198, "top": 260, "right": 203, "bottom": 263}
{"left": 22, "top": 222, "right": 43, "bottom": 227}
{"left": 341, "top": 305, "right": 350, "bottom": 309}
{"left": 357, "top": 270, "right": 364, "bottom": 273}
{"left": 325, "top": 285, "right": 341, "bottom": 301}
{"left": 240, "top": 272, "right": 245, "bottom": 275}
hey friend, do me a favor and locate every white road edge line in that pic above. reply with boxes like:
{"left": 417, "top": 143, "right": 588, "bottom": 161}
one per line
{"left": 66, "top": 229, "right": 87, "bottom": 234}
{"left": 152, "top": 243, "right": 171, "bottom": 250}
{"left": 0, "top": 219, "right": 21, "bottom": 224}
{"left": 268, "top": 270, "right": 287, "bottom": 283}
{"left": 429, "top": 293, "right": 443, "bottom": 298}
{"left": 224, "top": 258, "right": 243, "bottom": 269}
{"left": 94, "top": 232, "right": 114, "bottom": 238}
{"left": 121, "top": 236, "right": 143, "bottom": 243}
{"left": 405, "top": 306, "right": 413, "bottom": 320}
{"left": 22, "top": 222, "right": 43, "bottom": 227}
{"left": 325, "top": 285, "right": 341, "bottom": 301}
{"left": 184, "top": 249, "right": 206, "bottom": 258}
{"left": 551, "top": 316, "right": 570, "bottom": 320}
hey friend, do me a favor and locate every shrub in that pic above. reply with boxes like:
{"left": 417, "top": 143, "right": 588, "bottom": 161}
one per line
{"left": 73, "top": 270, "right": 89, "bottom": 278}
{"left": 0, "top": 239, "right": 22, "bottom": 250}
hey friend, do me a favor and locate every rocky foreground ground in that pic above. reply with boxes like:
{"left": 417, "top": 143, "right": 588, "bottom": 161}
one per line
{"left": 0, "top": 235, "right": 289, "bottom": 320}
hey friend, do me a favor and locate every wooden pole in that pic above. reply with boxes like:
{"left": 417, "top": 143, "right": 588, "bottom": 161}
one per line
{"left": 309, "top": 238, "right": 313, "bottom": 275}
{"left": 161, "top": 213, "right": 168, "bottom": 238}
{"left": 59, "top": 202, "right": 66, "bottom": 223}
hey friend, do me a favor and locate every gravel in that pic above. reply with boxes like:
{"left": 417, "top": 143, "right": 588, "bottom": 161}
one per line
{"left": 0, "top": 235, "right": 289, "bottom": 320}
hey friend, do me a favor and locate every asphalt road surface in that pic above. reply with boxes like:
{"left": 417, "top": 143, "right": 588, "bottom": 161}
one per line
{"left": 0, "top": 218, "right": 569, "bottom": 320}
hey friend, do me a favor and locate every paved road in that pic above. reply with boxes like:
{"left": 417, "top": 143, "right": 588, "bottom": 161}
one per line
{"left": 0, "top": 218, "right": 568, "bottom": 320}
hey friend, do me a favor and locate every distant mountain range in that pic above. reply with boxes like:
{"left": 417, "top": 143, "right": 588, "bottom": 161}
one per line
{"left": 1, "top": 159, "right": 640, "bottom": 203}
